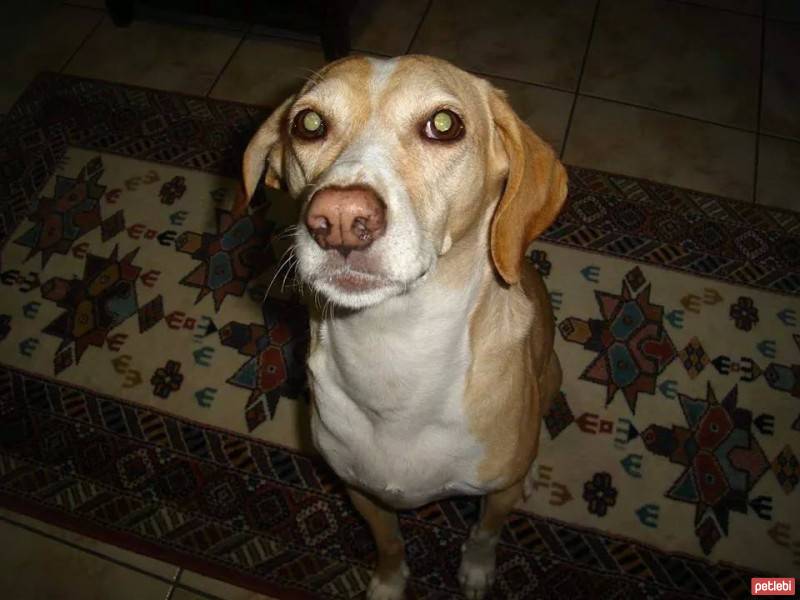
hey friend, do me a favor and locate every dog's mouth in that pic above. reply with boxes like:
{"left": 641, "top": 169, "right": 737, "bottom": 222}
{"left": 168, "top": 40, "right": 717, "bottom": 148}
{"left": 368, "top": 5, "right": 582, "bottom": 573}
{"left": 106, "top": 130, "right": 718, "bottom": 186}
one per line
{"left": 325, "top": 269, "right": 391, "bottom": 293}
{"left": 305, "top": 264, "right": 430, "bottom": 309}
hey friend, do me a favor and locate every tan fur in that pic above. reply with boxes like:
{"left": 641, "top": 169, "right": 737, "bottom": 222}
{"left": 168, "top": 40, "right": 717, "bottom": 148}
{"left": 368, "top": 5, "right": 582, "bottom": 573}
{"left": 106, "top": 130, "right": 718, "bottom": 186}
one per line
{"left": 241, "top": 56, "right": 375, "bottom": 203}
{"left": 489, "top": 92, "right": 568, "bottom": 285}
{"left": 347, "top": 488, "right": 407, "bottom": 581}
{"left": 466, "top": 266, "right": 561, "bottom": 485}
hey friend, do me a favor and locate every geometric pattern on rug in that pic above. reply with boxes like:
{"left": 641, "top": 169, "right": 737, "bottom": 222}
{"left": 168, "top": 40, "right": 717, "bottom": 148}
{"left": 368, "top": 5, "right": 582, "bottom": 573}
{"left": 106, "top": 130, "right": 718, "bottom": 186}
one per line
{"left": 40, "top": 243, "right": 164, "bottom": 374}
{"left": 176, "top": 208, "right": 276, "bottom": 312}
{"left": 558, "top": 266, "right": 677, "bottom": 413}
{"left": 220, "top": 298, "right": 309, "bottom": 432}
{"left": 13, "top": 155, "right": 123, "bottom": 267}
{"left": 642, "top": 384, "right": 770, "bottom": 555}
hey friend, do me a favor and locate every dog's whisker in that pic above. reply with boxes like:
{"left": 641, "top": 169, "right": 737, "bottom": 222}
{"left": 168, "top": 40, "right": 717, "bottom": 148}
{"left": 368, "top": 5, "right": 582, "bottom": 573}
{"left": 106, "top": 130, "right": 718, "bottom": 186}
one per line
{"left": 276, "top": 230, "right": 303, "bottom": 243}
{"left": 280, "top": 255, "right": 299, "bottom": 293}
{"left": 264, "top": 245, "right": 297, "bottom": 301}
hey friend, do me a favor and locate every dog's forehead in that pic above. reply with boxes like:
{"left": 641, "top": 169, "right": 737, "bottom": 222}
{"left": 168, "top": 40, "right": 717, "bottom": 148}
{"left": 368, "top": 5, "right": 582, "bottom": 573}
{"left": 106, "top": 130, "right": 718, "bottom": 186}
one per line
{"left": 308, "top": 55, "right": 483, "bottom": 105}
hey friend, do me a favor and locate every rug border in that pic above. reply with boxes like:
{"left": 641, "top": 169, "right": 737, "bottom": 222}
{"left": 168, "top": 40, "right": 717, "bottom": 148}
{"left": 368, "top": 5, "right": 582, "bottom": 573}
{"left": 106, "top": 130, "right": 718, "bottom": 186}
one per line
{"left": 0, "top": 361, "right": 771, "bottom": 582}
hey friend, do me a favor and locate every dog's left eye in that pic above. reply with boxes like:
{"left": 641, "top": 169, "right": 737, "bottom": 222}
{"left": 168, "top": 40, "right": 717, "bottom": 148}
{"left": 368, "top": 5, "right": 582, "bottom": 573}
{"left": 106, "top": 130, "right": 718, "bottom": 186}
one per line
{"left": 422, "top": 109, "right": 464, "bottom": 141}
{"left": 292, "top": 109, "right": 326, "bottom": 140}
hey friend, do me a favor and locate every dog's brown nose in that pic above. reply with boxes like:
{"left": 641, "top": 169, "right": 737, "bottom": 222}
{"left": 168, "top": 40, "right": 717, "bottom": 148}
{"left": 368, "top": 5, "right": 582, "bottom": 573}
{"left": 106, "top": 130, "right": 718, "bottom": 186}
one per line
{"left": 305, "top": 186, "right": 386, "bottom": 256}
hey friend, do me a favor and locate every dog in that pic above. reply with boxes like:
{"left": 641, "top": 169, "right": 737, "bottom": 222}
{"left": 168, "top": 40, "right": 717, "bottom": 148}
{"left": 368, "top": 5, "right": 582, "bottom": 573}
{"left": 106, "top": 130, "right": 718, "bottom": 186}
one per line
{"left": 241, "top": 55, "right": 567, "bottom": 600}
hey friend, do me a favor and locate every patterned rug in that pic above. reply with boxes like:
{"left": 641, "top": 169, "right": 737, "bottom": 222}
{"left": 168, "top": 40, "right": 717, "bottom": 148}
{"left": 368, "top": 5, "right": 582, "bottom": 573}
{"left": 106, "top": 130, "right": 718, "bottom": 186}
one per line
{"left": 0, "top": 73, "right": 798, "bottom": 600}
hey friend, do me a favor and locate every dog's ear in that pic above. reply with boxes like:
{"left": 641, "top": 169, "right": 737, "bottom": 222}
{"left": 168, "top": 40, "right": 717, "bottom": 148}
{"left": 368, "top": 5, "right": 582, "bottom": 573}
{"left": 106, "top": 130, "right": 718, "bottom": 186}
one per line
{"left": 237, "top": 95, "right": 295, "bottom": 214}
{"left": 488, "top": 90, "right": 568, "bottom": 285}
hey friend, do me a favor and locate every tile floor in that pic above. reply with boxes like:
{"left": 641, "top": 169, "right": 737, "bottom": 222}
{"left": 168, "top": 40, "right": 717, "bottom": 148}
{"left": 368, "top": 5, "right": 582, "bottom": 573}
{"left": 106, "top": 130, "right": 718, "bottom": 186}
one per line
{"left": 0, "top": 0, "right": 798, "bottom": 598}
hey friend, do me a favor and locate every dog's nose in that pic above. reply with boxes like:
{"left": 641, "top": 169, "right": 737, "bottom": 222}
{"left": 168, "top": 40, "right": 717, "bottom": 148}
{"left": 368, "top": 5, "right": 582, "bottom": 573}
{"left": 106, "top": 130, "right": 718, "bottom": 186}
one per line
{"left": 305, "top": 186, "right": 386, "bottom": 256}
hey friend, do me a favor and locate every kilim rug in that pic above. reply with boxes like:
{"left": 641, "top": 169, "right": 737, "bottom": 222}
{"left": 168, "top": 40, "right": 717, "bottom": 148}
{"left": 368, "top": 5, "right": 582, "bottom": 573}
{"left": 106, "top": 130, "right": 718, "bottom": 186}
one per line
{"left": 0, "top": 73, "right": 798, "bottom": 600}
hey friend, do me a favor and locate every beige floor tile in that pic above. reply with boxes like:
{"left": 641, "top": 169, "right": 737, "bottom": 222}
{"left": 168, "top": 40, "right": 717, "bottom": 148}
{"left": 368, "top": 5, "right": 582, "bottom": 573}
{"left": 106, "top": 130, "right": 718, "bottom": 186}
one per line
{"left": 411, "top": 0, "right": 596, "bottom": 90}
{"left": 762, "top": 20, "right": 800, "bottom": 140}
{"left": 582, "top": 0, "right": 761, "bottom": 129}
{"left": 487, "top": 77, "right": 573, "bottom": 154}
{"left": 249, "top": 0, "right": 427, "bottom": 57}
{"left": 0, "top": 507, "right": 179, "bottom": 579}
{"left": 0, "top": 517, "right": 172, "bottom": 600}
{"left": 210, "top": 36, "right": 326, "bottom": 107}
{"left": 136, "top": 5, "right": 249, "bottom": 33}
{"left": 349, "top": 0, "right": 429, "bottom": 56}
{"left": 756, "top": 135, "right": 800, "bottom": 211}
{"left": 174, "top": 570, "right": 278, "bottom": 600}
{"left": 563, "top": 96, "right": 756, "bottom": 200}
{"left": 64, "top": 19, "right": 242, "bottom": 95}
{"left": 766, "top": 0, "right": 800, "bottom": 21}
{"left": 0, "top": 3, "right": 102, "bottom": 113}
{"left": 674, "top": 0, "right": 763, "bottom": 14}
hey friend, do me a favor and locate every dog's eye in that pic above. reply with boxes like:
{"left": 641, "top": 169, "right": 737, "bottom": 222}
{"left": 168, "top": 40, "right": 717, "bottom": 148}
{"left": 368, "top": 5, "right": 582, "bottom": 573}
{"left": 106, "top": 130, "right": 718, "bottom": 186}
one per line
{"left": 292, "top": 109, "right": 326, "bottom": 140}
{"left": 422, "top": 109, "right": 464, "bottom": 141}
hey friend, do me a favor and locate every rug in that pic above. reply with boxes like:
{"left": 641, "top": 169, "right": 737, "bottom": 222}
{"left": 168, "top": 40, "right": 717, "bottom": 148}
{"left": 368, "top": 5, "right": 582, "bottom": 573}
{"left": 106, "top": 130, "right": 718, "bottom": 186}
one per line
{"left": 0, "top": 72, "right": 798, "bottom": 600}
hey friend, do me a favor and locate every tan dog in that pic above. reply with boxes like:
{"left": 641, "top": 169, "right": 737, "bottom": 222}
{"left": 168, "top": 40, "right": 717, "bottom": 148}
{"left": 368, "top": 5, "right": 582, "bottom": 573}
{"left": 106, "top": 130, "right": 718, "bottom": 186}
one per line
{"left": 242, "top": 55, "right": 567, "bottom": 600}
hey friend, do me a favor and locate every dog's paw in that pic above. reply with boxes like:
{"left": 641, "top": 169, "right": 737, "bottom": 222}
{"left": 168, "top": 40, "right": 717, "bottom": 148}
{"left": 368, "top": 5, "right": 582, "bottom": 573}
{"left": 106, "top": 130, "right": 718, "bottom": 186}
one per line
{"left": 458, "top": 529, "right": 498, "bottom": 599}
{"left": 366, "top": 563, "right": 409, "bottom": 600}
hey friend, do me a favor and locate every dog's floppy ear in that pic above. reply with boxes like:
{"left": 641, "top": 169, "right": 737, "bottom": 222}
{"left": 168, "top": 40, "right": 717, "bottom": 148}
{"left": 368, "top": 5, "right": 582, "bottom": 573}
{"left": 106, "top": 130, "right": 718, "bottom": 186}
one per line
{"left": 238, "top": 95, "right": 296, "bottom": 211}
{"left": 488, "top": 90, "right": 568, "bottom": 285}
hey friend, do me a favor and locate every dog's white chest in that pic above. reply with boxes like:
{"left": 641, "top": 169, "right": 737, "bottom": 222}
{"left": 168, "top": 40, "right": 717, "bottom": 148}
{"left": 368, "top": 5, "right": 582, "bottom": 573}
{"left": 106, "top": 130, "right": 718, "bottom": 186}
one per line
{"left": 308, "top": 287, "right": 486, "bottom": 508}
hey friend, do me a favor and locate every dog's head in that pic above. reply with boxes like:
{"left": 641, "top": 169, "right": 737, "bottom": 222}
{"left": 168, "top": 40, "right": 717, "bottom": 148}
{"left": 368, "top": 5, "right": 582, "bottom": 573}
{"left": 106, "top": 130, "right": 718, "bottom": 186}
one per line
{"left": 242, "top": 55, "right": 567, "bottom": 310}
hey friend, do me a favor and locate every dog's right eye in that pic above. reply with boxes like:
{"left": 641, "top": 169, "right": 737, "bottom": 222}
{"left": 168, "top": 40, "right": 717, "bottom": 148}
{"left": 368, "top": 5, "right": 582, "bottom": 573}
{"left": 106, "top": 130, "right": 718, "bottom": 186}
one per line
{"left": 292, "top": 109, "right": 326, "bottom": 140}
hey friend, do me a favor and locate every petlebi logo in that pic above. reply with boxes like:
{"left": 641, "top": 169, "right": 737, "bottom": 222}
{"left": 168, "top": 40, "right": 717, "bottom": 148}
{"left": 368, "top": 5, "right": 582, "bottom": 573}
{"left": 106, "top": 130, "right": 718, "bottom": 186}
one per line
{"left": 751, "top": 578, "right": 795, "bottom": 596}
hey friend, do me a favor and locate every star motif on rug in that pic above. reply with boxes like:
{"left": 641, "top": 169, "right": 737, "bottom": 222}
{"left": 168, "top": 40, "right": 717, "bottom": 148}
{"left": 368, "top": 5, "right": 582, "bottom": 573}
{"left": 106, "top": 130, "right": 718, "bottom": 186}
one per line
{"left": 15, "top": 156, "right": 108, "bottom": 267}
{"left": 558, "top": 266, "right": 677, "bottom": 412}
{"left": 641, "top": 384, "right": 769, "bottom": 555}
{"left": 176, "top": 209, "right": 275, "bottom": 312}
{"left": 40, "top": 245, "right": 163, "bottom": 373}
{"left": 219, "top": 298, "right": 308, "bottom": 432}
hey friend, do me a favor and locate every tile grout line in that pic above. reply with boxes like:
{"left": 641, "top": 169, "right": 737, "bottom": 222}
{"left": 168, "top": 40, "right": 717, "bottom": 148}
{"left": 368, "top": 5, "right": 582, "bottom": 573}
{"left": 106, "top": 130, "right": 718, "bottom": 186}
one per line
{"left": 170, "top": 581, "right": 228, "bottom": 600}
{"left": 404, "top": 0, "right": 434, "bottom": 55}
{"left": 672, "top": 0, "right": 800, "bottom": 22}
{"left": 59, "top": 11, "right": 106, "bottom": 74}
{"left": 560, "top": 0, "right": 602, "bottom": 160}
{"left": 669, "top": 0, "right": 762, "bottom": 18}
{"left": 579, "top": 91, "right": 759, "bottom": 134}
{"left": 168, "top": 566, "right": 228, "bottom": 600}
{"left": 469, "top": 69, "right": 574, "bottom": 95}
{"left": 752, "top": 8, "right": 767, "bottom": 204}
{"left": 205, "top": 25, "right": 251, "bottom": 98}
{"left": 0, "top": 515, "right": 177, "bottom": 585}
{"left": 759, "top": 129, "right": 800, "bottom": 145}
{"left": 164, "top": 567, "right": 182, "bottom": 600}
{"left": 61, "top": 1, "right": 106, "bottom": 12}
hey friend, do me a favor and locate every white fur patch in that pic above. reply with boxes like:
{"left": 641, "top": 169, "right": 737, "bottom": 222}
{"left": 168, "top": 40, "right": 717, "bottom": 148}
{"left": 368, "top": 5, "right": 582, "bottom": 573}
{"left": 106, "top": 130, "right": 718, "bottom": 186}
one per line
{"left": 459, "top": 525, "right": 500, "bottom": 599}
{"left": 366, "top": 562, "right": 408, "bottom": 600}
{"left": 309, "top": 265, "right": 488, "bottom": 508}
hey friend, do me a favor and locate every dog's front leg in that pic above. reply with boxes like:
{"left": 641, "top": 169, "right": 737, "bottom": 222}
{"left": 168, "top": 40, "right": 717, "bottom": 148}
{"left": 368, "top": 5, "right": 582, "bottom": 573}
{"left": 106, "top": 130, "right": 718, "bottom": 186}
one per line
{"left": 347, "top": 486, "right": 409, "bottom": 600}
{"left": 459, "top": 481, "right": 523, "bottom": 599}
